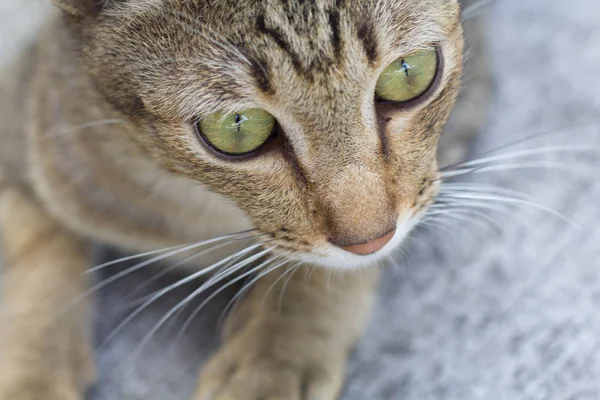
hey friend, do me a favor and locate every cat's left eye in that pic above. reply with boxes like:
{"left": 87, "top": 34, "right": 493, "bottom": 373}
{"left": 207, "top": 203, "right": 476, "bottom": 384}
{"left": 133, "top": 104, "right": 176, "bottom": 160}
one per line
{"left": 375, "top": 48, "right": 439, "bottom": 104}
{"left": 196, "top": 109, "right": 277, "bottom": 156}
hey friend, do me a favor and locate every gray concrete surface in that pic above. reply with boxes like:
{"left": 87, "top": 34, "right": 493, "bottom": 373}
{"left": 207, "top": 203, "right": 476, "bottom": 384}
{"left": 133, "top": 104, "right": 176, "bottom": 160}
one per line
{"left": 2, "top": 1, "right": 600, "bottom": 399}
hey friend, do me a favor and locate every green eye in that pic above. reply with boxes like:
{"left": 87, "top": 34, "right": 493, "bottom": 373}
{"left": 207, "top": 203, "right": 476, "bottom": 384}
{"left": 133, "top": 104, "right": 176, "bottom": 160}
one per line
{"left": 198, "top": 109, "right": 276, "bottom": 156}
{"left": 375, "top": 48, "right": 439, "bottom": 103}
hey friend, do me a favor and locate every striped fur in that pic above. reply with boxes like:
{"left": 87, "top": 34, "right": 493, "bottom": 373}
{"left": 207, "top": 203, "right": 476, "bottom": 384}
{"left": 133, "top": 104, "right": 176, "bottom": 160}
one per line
{"left": 0, "top": 1, "right": 469, "bottom": 399}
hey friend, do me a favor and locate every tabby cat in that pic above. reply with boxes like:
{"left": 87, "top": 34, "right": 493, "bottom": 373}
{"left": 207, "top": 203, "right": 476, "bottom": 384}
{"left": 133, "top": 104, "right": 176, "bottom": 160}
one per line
{"left": 0, "top": 0, "right": 487, "bottom": 398}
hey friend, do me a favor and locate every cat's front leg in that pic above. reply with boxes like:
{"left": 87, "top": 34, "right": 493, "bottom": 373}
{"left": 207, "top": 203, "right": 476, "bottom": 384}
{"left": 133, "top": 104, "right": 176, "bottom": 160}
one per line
{"left": 195, "top": 263, "right": 379, "bottom": 400}
{"left": 0, "top": 184, "right": 94, "bottom": 400}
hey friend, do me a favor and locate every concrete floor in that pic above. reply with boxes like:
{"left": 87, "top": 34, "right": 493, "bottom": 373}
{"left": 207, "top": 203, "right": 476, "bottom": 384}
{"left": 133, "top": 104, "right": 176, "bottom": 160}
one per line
{"left": 2, "top": 1, "right": 600, "bottom": 399}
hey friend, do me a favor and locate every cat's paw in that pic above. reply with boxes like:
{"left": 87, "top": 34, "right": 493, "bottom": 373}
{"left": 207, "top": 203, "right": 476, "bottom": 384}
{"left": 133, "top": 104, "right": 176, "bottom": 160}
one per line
{"left": 194, "top": 321, "right": 346, "bottom": 400}
{"left": 0, "top": 377, "right": 82, "bottom": 400}
{"left": 0, "top": 342, "right": 93, "bottom": 400}
{"left": 196, "top": 355, "right": 344, "bottom": 400}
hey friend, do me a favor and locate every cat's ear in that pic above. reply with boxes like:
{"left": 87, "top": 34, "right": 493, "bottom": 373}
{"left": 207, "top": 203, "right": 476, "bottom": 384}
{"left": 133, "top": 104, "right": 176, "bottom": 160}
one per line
{"left": 52, "top": 0, "right": 104, "bottom": 16}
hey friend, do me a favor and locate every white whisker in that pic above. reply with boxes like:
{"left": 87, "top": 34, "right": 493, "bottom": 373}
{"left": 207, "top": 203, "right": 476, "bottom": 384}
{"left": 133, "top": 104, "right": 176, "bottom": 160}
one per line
{"left": 62, "top": 239, "right": 240, "bottom": 318}
{"left": 217, "top": 258, "right": 295, "bottom": 328}
{"left": 88, "top": 230, "right": 256, "bottom": 274}
{"left": 124, "top": 233, "right": 266, "bottom": 306}
{"left": 438, "top": 193, "right": 580, "bottom": 229}
{"left": 436, "top": 197, "right": 520, "bottom": 214}
{"left": 175, "top": 255, "right": 290, "bottom": 342}
{"left": 440, "top": 183, "right": 531, "bottom": 200}
{"left": 441, "top": 161, "right": 589, "bottom": 179}
{"left": 87, "top": 234, "right": 250, "bottom": 292}
{"left": 122, "top": 242, "right": 237, "bottom": 308}
{"left": 161, "top": 241, "right": 275, "bottom": 336}
{"left": 88, "top": 245, "right": 190, "bottom": 274}
{"left": 169, "top": 249, "right": 282, "bottom": 323}
{"left": 58, "top": 119, "right": 124, "bottom": 134}
{"left": 461, "top": 0, "right": 496, "bottom": 22}
{"left": 440, "top": 121, "right": 600, "bottom": 171}
{"left": 98, "top": 244, "right": 263, "bottom": 349}
{"left": 427, "top": 208, "right": 502, "bottom": 232}
{"left": 278, "top": 263, "right": 304, "bottom": 312}
{"left": 441, "top": 145, "right": 597, "bottom": 171}
{"left": 262, "top": 263, "right": 301, "bottom": 306}
{"left": 418, "top": 217, "right": 457, "bottom": 236}
{"left": 125, "top": 247, "right": 274, "bottom": 362}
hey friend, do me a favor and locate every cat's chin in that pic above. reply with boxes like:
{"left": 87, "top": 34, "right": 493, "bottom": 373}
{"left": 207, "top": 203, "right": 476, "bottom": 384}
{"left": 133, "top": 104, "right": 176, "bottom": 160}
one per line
{"left": 292, "top": 214, "right": 421, "bottom": 270}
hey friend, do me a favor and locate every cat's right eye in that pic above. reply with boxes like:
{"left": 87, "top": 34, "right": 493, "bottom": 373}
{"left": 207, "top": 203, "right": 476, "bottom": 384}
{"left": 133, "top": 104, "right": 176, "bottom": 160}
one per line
{"left": 375, "top": 48, "right": 439, "bottom": 104}
{"left": 196, "top": 109, "right": 277, "bottom": 157}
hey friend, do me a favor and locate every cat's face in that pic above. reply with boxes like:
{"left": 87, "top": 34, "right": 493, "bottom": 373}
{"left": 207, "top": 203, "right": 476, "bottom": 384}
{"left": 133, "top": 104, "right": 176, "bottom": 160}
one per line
{"left": 62, "top": 0, "right": 463, "bottom": 268}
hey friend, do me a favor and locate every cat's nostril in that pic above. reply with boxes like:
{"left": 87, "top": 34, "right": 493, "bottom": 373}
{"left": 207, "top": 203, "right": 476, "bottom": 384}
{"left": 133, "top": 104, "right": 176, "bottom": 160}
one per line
{"left": 337, "top": 227, "right": 396, "bottom": 256}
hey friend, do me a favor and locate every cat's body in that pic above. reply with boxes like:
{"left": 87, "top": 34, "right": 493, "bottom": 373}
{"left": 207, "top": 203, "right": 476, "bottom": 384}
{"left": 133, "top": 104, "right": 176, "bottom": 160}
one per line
{"left": 0, "top": 1, "right": 487, "bottom": 399}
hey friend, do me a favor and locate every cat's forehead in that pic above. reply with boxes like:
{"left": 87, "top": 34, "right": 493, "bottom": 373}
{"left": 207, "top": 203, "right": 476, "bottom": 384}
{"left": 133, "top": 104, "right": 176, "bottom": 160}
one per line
{"left": 116, "top": 0, "right": 459, "bottom": 54}
{"left": 197, "top": 0, "right": 457, "bottom": 49}
{"left": 101, "top": 0, "right": 459, "bottom": 119}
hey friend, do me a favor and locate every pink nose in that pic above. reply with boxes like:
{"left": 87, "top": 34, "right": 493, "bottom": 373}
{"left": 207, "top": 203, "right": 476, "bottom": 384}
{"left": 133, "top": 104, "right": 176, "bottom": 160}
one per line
{"left": 339, "top": 228, "right": 396, "bottom": 255}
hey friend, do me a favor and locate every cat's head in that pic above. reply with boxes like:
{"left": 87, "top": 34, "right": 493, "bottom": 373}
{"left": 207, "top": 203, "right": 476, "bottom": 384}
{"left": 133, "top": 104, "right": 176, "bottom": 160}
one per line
{"left": 55, "top": 0, "right": 463, "bottom": 269}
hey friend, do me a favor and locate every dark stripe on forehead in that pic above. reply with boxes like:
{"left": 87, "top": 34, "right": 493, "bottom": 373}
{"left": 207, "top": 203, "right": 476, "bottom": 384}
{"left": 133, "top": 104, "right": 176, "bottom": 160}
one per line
{"left": 328, "top": 10, "right": 342, "bottom": 58}
{"left": 249, "top": 56, "right": 274, "bottom": 95}
{"left": 235, "top": 39, "right": 274, "bottom": 94}
{"left": 256, "top": 14, "right": 306, "bottom": 77}
{"left": 357, "top": 20, "right": 379, "bottom": 65}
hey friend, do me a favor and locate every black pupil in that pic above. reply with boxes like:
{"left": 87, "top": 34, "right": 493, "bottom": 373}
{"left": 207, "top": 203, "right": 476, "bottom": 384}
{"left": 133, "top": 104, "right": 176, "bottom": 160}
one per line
{"left": 401, "top": 59, "right": 409, "bottom": 77}
{"left": 235, "top": 114, "right": 242, "bottom": 132}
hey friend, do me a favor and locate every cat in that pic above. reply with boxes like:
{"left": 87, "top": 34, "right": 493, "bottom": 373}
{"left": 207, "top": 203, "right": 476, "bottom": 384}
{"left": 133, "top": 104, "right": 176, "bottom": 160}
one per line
{"left": 0, "top": 0, "right": 488, "bottom": 399}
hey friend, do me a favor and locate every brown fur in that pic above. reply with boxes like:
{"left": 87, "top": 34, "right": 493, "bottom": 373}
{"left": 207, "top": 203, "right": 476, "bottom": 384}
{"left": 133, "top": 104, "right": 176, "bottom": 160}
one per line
{"left": 0, "top": 0, "right": 468, "bottom": 398}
